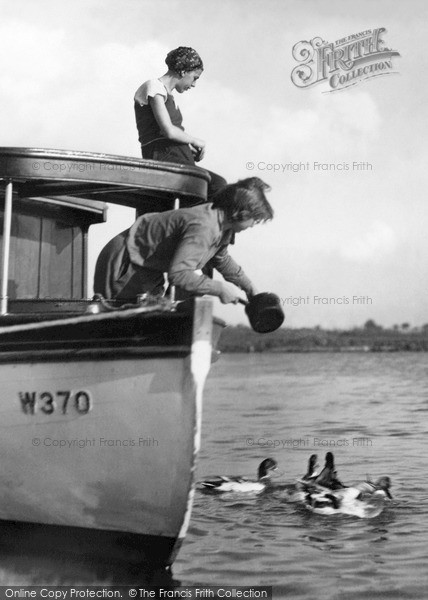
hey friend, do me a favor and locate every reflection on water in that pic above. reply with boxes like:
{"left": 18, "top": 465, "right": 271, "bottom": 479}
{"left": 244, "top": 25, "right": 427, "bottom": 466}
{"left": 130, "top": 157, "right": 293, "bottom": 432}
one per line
{"left": 175, "top": 353, "right": 428, "bottom": 598}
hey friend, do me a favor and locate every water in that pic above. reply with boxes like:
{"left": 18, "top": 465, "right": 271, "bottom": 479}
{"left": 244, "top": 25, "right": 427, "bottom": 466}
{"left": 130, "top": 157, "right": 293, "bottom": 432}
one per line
{"left": 175, "top": 353, "right": 428, "bottom": 599}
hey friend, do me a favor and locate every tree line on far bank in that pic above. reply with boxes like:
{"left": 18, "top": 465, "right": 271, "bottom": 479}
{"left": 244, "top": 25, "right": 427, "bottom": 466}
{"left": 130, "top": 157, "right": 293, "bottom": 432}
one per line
{"left": 219, "top": 320, "right": 428, "bottom": 353}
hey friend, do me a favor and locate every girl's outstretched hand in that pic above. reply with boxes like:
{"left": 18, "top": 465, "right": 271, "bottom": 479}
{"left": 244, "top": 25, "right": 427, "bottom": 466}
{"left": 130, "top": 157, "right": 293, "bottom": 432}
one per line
{"left": 219, "top": 283, "right": 242, "bottom": 304}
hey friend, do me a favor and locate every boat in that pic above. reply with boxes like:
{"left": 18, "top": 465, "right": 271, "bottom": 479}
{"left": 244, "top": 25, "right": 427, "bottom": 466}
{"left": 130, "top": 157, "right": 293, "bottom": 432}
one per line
{"left": 0, "top": 147, "right": 224, "bottom": 582}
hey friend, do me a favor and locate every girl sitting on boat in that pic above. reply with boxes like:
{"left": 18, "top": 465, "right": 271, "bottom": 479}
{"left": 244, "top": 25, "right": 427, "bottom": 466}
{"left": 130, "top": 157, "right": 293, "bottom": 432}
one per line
{"left": 134, "top": 46, "right": 226, "bottom": 196}
{"left": 93, "top": 177, "right": 273, "bottom": 304}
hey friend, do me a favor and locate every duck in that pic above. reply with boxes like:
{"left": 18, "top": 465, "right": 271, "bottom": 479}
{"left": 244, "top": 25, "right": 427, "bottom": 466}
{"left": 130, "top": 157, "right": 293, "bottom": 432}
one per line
{"left": 312, "top": 451, "right": 345, "bottom": 490}
{"left": 302, "top": 461, "right": 393, "bottom": 518}
{"left": 301, "top": 454, "right": 320, "bottom": 482}
{"left": 304, "top": 479, "right": 392, "bottom": 518}
{"left": 199, "top": 458, "right": 279, "bottom": 494}
{"left": 352, "top": 476, "right": 393, "bottom": 500}
{"left": 285, "top": 454, "right": 320, "bottom": 502}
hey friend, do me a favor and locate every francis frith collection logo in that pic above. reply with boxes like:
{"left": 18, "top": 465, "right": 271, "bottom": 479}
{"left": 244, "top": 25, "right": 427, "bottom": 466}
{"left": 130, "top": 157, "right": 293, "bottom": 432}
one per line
{"left": 291, "top": 28, "right": 400, "bottom": 92}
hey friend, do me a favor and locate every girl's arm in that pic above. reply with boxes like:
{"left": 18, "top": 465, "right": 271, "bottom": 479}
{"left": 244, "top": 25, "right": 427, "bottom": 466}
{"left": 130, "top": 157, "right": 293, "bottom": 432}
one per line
{"left": 209, "top": 246, "right": 257, "bottom": 299}
{"left": 167, "top": 224, "right": 240, "bottom": 303}
{"left": 150, "top": 95, "right": 205, "bottom": 159}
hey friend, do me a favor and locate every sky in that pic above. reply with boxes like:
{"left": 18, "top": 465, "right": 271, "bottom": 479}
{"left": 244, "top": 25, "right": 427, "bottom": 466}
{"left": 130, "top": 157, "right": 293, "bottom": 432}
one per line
{"left": 1, "top": 0, "right": 427, "bottom": 328}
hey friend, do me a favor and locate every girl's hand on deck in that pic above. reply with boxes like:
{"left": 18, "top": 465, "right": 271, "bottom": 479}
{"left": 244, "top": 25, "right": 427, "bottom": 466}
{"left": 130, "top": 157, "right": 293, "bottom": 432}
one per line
{"left": 189, "top": 140, "right": 205, "bottom": 162}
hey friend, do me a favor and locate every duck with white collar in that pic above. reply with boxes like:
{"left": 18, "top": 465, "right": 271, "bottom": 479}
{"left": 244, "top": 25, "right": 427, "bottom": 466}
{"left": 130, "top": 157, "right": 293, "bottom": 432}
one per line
{"left": 199, "top": 458, "right": 279, "bottom": 494}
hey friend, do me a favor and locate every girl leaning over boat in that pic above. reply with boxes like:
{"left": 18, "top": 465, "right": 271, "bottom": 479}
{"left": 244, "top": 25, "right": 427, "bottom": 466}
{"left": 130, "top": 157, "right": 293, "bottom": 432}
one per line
{"left": 93, "top": 177, "right": 273, "bottom": 305}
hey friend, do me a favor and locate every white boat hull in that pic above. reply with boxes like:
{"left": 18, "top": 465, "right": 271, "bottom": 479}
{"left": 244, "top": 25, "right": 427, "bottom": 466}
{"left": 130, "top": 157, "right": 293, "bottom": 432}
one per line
{"left": 0, "top": 298, "right": 217, "bottom": 574}
{"left": 1, "top": 356, "right": 196, "bottom": 536}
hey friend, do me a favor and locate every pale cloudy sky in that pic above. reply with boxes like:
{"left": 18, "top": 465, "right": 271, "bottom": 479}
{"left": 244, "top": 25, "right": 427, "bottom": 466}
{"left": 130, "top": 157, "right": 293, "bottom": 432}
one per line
{"left": 1, "top": 0, "right": 427, "bottom": 328}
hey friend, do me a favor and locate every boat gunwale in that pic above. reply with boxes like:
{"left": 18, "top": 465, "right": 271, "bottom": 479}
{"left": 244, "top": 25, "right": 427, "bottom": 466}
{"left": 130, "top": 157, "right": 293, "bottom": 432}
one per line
{"left": 0, "top": 345, "right": 191, "bottom": 364}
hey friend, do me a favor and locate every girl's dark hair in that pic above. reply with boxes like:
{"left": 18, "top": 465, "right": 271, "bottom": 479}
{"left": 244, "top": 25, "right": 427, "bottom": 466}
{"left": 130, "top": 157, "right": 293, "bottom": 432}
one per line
{"left": 165, "top": 47, "right": 204, "bottom": 74}
{"left": 211, "top": 177, "right": 273, "bottom": 223}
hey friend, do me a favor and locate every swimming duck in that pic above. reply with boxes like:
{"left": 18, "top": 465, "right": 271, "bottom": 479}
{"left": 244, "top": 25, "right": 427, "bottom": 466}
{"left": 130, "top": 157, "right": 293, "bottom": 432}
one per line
{"left": 352, "top": 476, "right": 393, "bottom": 500}
{"left": 285, "top": 454, "right": 320, "bottom": 502}
{"left": 312, "top": 451, "right": 345, "bottom": 490}
{"left": 301, "top": 454, "right": 320, "bottom": 482}
{"left": 303, "top": 470, "right": 393, "bottom": 518}
{"left": 304, "top": 480, "right": 392, "bottom": 518}
{"left": 199, "top": 458, "right": 279, "bottom": 494}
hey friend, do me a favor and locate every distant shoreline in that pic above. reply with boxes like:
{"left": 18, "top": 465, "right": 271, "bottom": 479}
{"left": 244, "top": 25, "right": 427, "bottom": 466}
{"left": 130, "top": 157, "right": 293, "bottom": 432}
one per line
{"left": 219, "top": 323, "right": 428, "bottom": 353}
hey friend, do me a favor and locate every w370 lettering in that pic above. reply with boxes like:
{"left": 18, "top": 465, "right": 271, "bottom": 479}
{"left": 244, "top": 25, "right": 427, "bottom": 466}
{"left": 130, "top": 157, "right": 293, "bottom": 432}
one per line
{"left": 19, "top": 390, "right": 92, "bottom": 415}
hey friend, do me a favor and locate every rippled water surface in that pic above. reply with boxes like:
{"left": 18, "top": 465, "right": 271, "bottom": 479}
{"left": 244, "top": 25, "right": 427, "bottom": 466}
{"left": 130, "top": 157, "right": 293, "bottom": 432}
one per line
{"left": 175, "top": 353, "right": 428, "bottom": 599}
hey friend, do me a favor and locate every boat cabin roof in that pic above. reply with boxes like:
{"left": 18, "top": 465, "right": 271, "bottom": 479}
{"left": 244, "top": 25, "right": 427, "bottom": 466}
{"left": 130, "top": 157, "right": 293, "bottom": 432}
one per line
{"left": 0, "top": 147, "right": 211, "bottom": 314}
{"left": 0, "top": 147, "right": 210, "bottom": 212}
